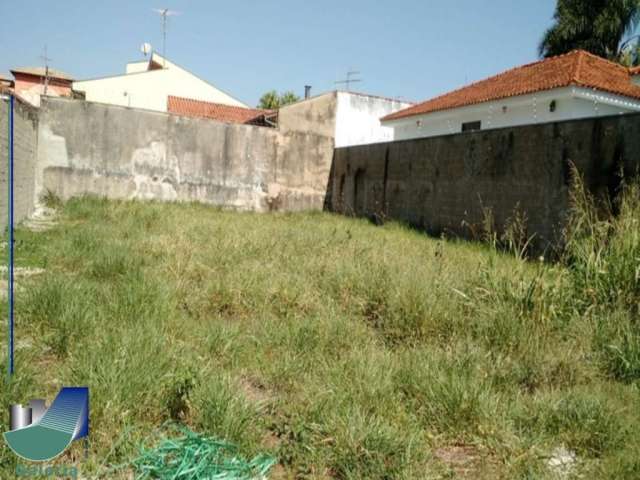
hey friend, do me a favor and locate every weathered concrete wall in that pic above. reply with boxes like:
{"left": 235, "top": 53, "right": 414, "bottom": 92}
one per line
{"left": 37, "top": 97, "right": 334, "bottom": 212}
{"left": 274, "top": 93, "right": 338, "bottom": 210}
{"left": 278, "top": 93, "right": 338, "bottom": 139}
{"left": 0, "top": 97, "right": 38, "bottom": 230}
{"left": 328, "top": 113, "right": 640, "bottom": 250}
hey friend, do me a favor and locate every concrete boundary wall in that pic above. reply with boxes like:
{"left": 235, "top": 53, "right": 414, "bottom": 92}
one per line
{"left": 3, "top": 95, "right": 640, "bottom": 253}
{"left": 327, "top": 112, "right": 640, "bottom": 251}
{"left": 0, "top": 98, "right": 38, "bottom": 231}
{"left": 36, "top": 97, "right": 335, "bottom": 212}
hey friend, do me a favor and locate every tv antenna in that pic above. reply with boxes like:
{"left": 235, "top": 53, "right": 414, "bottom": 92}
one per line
{"left": 153, "top": 8, "right": 181, "bottom": 66}
{"left": 335, "top": 69, "right": 362, "bottom": 92}
{"left": 39, "top": 45, "right": 52, "bottom": 96}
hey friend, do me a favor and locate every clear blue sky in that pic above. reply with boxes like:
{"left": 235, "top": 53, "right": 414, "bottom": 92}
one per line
{"left": 1, "top": 0, "right": 559, "bottom": 107}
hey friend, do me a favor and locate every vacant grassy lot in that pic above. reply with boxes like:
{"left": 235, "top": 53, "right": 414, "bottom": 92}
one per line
{"left": 0, "top": 180, "right": 639, "bottom": 479}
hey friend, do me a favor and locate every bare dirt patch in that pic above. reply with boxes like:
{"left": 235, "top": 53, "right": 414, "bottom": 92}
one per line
{"left": 0, "top": 266, "right": 46, "bottom": 299}
{"left": 238, "top": 376, "right": 273, "bottom": 405}
{"left": 434, "top": 445, "right": 498, "bottom": 479}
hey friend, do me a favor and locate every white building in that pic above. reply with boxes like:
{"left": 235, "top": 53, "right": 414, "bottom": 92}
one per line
{"left": 383, "top": 50, "right": 640, "bottom": 140}
{"left": 73, "top": 52, "right": 247, "bottom": 112}
{"left": 278, "top": 90, "right": 413, "bottom": 147}
{"left": 334, "top": 91, "right": 413, "bottom": 147}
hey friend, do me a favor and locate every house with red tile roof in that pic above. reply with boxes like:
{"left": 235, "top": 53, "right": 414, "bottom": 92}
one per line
{"left": 167, "top": 96, "right": 275, "bottom": 126}
{"left": 382, "top": 50, "right": 640, "bottom": 140}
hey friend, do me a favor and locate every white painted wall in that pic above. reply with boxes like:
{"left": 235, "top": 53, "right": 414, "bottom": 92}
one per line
{"left": 73, "top": 53, "right": 247, "bottom": 112}
{"left": 384, "top": 86, "right": 640, "bottom": 141}
{"left": 334, "top": 92, "right": 412, "bottom": 147}
{"left": 126, "top": 60, "right": 149, "bottom": 74}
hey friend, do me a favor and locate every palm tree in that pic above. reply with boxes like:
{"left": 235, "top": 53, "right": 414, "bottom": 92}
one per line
{"left": 258, "top": 90, "right": 280, "bottom": 110}
{"left": 279, "top": 91, "right": 301, "bottom": 106}
{"left": 257, "top": 90, "right": 301, "bottom": 110}
{"left": 539, "top": 0, "right": 640, "bottom": 64}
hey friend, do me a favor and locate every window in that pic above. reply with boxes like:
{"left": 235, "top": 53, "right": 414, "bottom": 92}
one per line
{"left": 461, "top": 121, "right": 481, "bottom": 132}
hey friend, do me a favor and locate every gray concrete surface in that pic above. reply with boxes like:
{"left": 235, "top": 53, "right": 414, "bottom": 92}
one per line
{"left": 278, "top": 92, "right": 338, "bottom": 139}
{"left": 36, "top": 97, "right": 334, "bottom": 212}
{"left": 0, "top": 97, "right": 38, "bottom": 231}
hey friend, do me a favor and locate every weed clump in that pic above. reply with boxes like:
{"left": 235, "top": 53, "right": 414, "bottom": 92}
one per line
{"left": 563, "top": 172, "right": 640, "bottom": 381}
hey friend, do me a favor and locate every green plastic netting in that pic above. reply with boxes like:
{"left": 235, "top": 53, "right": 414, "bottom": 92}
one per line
{"left": 131, "top": 427, "right": 276, "bottom": 480}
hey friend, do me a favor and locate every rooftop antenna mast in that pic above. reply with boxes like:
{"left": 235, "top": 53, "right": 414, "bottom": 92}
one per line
{"left": 39, "top": 45, "right": 52, "bottom": 96}
{"left": 335, "top": 69, "right": 363, "bottom": 92}
{"left": 153, "top": 8, "right": 180, "bottom": 67}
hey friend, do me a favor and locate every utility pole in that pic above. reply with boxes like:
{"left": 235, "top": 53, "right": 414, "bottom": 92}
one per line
{"left": 39, "top": 45, "right": 52, "bottom": 96}
{"left": 335, "top": 69, "right": 363, "bottom": 92}
{"left": 153, "top": 8, "right": 180, "bottom": 67}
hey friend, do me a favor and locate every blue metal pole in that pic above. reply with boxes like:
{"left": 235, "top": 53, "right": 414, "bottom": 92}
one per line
{"left": 8, "top": 95, "right": 14, "bottom": 378}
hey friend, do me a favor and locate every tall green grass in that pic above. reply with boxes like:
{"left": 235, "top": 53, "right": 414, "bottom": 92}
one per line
{"left": 0, "top": 175, "right": 638, "bottom": 478}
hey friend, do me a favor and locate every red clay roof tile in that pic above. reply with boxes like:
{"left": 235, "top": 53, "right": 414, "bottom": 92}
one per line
{"left": 167, "top": 96, "right": 273, "bottom": 126}
{"left": 383, "top": 50, "right": 640, "bottom": 122}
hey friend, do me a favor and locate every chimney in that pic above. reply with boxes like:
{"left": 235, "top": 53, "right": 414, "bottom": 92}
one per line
{"left": 304, "top": 85, "right": 312, "bottom": 100}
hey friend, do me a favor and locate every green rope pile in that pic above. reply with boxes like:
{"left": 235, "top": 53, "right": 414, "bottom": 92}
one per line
{"left": 131, "top": 427, "right": 276, "bottom": 480}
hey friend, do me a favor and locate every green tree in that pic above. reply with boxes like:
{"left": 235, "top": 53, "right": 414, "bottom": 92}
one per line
{"left": 279, "top": 91, "right": 301, "bottom": 106}
{"left": 539, "top": 0, "right": 640, "bottom": 64}
{"left": 257, "top": 90, "right": 301, "bottom": 110}
{"left": 258, "top": 90, "right": 280, "bottom": 110}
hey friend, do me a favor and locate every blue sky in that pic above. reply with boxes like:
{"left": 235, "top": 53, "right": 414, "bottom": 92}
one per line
{"left": 1, "top": 0, "right": 560, "bottom": 107}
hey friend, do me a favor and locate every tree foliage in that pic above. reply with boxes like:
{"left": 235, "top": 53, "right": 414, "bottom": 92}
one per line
{"left": 257, "top": 90, "right": 301, "bottom": 110}
{"left": 539, "top": 0, "right": 640, "bottom": 64}
{"left": 279, "top": 91, "right": 300, "bottom": 106}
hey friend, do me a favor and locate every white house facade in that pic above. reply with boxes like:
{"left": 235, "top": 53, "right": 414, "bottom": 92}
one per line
{"left": 383, "top": 50, "right": 640, "bottom": 141}
{"left": 386, "top": 86, "right": 640, "bottom": 141}
{"left": 73, "top": 53, "right": 247, "bottom": 112}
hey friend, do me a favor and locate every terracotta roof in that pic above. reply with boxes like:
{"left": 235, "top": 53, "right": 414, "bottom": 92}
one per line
{"left": 383, "top": 50, "right": 640, "bottom": 122}
{"left": 168, "top": 96, "right": 273, "bottom": 126}
{"left": 630, "top": 66, "right": 640, "bottom": 75}
{"left": 11, "top": 67, "right": 73, "bottom": 81}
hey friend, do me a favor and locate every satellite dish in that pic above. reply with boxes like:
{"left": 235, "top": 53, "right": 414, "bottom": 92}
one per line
{"left": 141, "top": 43, "right": 152, "bottom": 57}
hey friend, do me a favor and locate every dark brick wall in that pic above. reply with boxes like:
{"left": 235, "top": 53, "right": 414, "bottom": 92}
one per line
{"left": 327, "top": 113, "right": 640, "bottom": 251}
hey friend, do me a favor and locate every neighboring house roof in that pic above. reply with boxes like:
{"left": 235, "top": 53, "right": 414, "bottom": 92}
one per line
{"left": 383, "top": 50, "right": 640, "bottom": 122}
{"left": 11, "top": 67, "right": 73, "bottom": 81}
{"left": 168, "top": 96, "right": 273, "bottom": 126}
